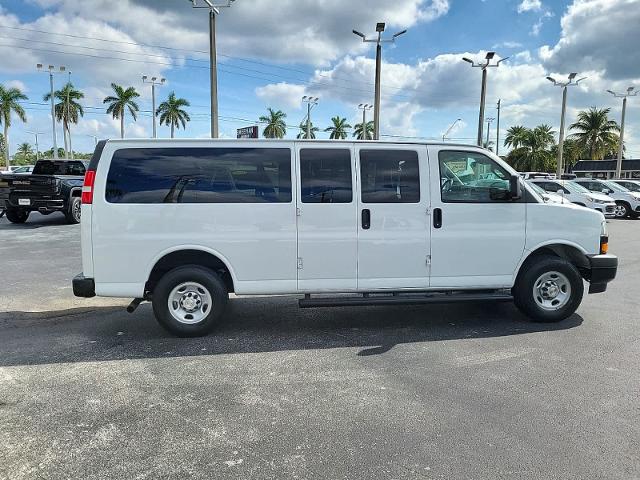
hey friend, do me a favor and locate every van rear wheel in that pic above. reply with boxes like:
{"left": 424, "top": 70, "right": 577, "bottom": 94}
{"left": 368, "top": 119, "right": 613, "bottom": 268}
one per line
{"left": 513, "top": 255, "right": 583, "bottom": 323}
{"left": 152, "top": 265, "right": 228, "bottom": 337}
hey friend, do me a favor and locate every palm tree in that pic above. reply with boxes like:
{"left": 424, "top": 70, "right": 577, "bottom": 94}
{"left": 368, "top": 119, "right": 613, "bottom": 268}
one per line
{"left": 259, "top": 108, "right": 287, "bottom": 139}
{"left": 353, "top": 120, "right": 374, "bottom": 140}
{"left": 0, "top": 84, "right": 28, "bottom": 169}
{"left": 325, "top": 116, "right": 351, "bottom": 140}
{"left": 504, "top": 125, "right": 529, "bottom": 150}
{"left": 103, "top": 83, "right": 140, "bottom": 139}
{"left": 43, "top": 82, "right": 84, "bottom": 159}
{"left": 0, "top": 133, "right": 5, "bottom": 161}
{"left": 156, "top": 92, "right": 190, "bottom": 138}
{"left": 297, "top": 121, "right": 319, "bottom": 139}
{"left": 16, "top": 142, "right": 33, "bottom": 163}
{"left": 569, "top": 107, "right": 620, "bottom": 160}
{"left": 505, "top": 124, "right": 556, "bottom": 172}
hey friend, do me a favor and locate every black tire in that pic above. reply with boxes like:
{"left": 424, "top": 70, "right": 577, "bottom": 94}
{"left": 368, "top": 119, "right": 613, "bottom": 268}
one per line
{"left": 513, "top": 254, "right": 584, "bottom": 323}
{"left": 5, "top": 208, "right": 29, "bottom": 224}
{"left": 614, "top": 201, "right": 630, "bottom": 218}
{"left": 152, "top": 265, "right": 228, "bottom": 337}
{"left": 65, "top": 197, "right": 81, "bottom": 224}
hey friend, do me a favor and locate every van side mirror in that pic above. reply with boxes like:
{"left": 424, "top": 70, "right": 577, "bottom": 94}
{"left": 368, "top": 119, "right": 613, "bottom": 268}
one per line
{"left": 509, "top": 175, "right": 522, "bottom": 200}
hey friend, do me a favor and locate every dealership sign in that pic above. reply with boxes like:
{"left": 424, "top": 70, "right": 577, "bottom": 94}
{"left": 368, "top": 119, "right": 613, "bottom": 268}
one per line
{"left": 237, "top": 126, "right": 259, "bottom": 139}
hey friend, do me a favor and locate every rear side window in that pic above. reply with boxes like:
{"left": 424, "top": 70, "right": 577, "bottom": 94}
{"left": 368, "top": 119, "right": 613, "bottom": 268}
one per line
{"left": 105, "top": 147, "right": 292, "bottom": 204}
{"left": 359, "top": 150, "right": 420, "bottom": 203}
{"left": 300, "top": 148, "right": 352, "bottom": 203}
{"left": 33, "top": 161, "right": 86, "bottom": 176}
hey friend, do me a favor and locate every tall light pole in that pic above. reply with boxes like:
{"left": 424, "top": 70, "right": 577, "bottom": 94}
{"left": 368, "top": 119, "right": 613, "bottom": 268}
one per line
{"left": 85, "top": 134, "right": 98, "bottom": 147}
{"left": 462, "top": 52, "right": 508, "bottom": 147}
{"left": 358, "top": 104, "right": 373, "bottom": 140}
{"left": 495, "top": 99, "right": 501, "bottom": 156}
{"left": 353, "top": 23, "right": 407, "bottom": 141}
{"left": 442, "top": 118, "right": 462, "bottom": 142}
{"left": 189, "top": 0, "right": 235, "bottom": 139}
{"left": 547, "top": 73, "right": 586, "bottom": 177}
{"left": 66, "top": 71, "right": 75, "bottom": 160}
{"left": 26, "top": 131, "right": 44, "bottom": 161}
{"left": 607, "top": 87, "right": 637, "bottom": 179}
{"left": 37, "top": 64, "right": 66, "bottom": 160}
{"left": 302, "top": 96, "right": 319, "bottom": 139}
{"left": 142, "top": 76, "right": 165, "bottom": 139}
{"left": 485, "top": 117, "right": 495, "bottom": 149}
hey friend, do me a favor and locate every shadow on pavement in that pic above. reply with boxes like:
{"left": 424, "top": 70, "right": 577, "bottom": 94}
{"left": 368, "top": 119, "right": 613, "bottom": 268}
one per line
{"left": 0, "top": 296, "right": 583, "bottom": 367}
{"left": 0, "top": 212, "right": 70, "bottom": 230}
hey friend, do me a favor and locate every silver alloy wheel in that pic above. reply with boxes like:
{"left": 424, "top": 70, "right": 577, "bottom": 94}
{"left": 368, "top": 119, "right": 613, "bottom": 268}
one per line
{"left": 73, "top": 199, "right": 81, "bottom": 222}
{"left": 533, "top": 271, "right": 571, "bottom": 311}
{"left": 614, "top": 204, "right": 627, "bottom": 217}
{"left": 168, "top": 281, "right": 212, "bottom": 324}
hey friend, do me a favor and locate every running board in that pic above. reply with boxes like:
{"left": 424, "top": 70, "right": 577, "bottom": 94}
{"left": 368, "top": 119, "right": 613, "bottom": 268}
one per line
{"left": 298, "top": 292, "right": 513, "bottom": 308}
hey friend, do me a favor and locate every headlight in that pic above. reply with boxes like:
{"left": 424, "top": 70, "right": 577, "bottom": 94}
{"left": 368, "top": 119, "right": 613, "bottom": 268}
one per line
{"left": 592, "top": 198, "right": 606, "bottom": 204}
{"left": 601, "top": 219, "right": 608, "bottom": 236}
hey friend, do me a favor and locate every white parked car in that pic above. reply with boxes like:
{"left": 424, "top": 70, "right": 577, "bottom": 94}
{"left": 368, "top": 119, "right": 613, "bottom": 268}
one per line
{"left": 526, "top": 181, "right": 567, "bottom": 204}
{"left": 612, "top": 179, "right": 640, "bottom": 193}
{"left": 574, "top": 178, "right": 640, "bottom": 218}
{"left": 73, "top": 139, "right": 617, "bottom": 336}
{"left": 529, "top": 179, "right": 616, "bottom": 218}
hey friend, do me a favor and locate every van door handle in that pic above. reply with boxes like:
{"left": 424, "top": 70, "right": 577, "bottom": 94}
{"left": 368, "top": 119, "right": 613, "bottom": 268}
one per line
{"left": 433, "top": 208, "right": 442, "bottom": 228}
{"left": 361, "top": 209, "right": 371, "bottom": 230}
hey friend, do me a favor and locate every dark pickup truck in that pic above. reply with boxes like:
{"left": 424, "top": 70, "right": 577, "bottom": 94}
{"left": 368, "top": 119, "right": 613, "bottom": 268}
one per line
{"left": 0, "top": 159, "right": 87, "bottom": 224}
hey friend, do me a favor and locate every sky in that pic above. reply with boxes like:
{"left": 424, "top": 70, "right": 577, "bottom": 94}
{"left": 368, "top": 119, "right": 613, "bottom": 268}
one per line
{"left": 0, "top": 0, "right": 639, "bottom": 157}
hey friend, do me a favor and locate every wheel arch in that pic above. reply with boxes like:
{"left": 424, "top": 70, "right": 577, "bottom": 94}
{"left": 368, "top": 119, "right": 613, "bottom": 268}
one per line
{"left": 145, "top": 247, "right": 237, "bottom": 295}
{"left": 514, "top": 241, "right": 590, "bottom": 281}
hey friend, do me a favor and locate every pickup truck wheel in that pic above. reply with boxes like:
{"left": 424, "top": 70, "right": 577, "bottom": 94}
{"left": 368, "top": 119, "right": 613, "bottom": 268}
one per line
{"left": 65, "top": 197, "right": 81, "bottom": 224}
{"left": 152, "top": 265, "right": 228, "bottom": 337}
{"left": 5, "top": 208, "right": 29, "bottom": 224}
{"left": 513, "top": 255, "right": 583, "bottom": 323}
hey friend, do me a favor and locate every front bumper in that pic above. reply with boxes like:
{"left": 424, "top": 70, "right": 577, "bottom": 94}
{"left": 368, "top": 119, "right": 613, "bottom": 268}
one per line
{"left": 583, "top": 254, "right": 618, "bottom": 294}
{"left": 73, "top": 274, "right": 96, "bottom": 298}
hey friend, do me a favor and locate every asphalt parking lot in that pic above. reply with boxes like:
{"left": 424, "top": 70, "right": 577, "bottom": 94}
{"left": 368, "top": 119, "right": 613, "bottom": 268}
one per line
{"left": 1, "top": 212, "right": 639, "bottom": 480}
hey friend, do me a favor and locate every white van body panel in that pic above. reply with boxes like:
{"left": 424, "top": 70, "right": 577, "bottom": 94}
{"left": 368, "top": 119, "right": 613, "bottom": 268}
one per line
{"left": 83, "top": 139, "right": 606, "bottom": 298}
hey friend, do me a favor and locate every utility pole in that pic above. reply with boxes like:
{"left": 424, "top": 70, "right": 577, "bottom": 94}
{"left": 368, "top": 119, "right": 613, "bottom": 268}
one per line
{"left": 353, "top": 23, "right": 407, "bottom": 140}
{"left": 547, "top": 73, "right": 586, "bottom": 177}
{"left": 495, "top": 99, "right": 501, "bottom": 156}
{"left": 66, "top": 71, "right": 74, "bottom": 160}
{"left": 485, "top": 117, "right": 495, "bottom": 150}
{"left": 189, "top": 0, "right": 235, "bottom": 139}
{"left": 37, "top": 64, "right": 66, "bottom": 160}
{"left": 302, "top": 96, "right": 319, "bottom": 139}
{"left": 26, "top": 131, "right": 44, "bottom": 161}
{"left": 607, "top": 87, "right": 637, "bottom": 178}
{"left": 142, "top": 76, "right": 165, "bottom": 138}
{"left": 442, "top": 118, "right": 462, "bottom": 142}
{"left": 358, "top": 104, "right": 373, "bottom": 140}
{"left": 462, "top": 52, "right": 508, "bottom": 147}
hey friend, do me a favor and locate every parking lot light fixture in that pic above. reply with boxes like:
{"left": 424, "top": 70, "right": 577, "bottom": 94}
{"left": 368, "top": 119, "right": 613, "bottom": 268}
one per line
{"left": 607, "top": 86, "right": 637, "bottom": 178}
{"left": 358, "top": 103, "right": 373, "bottom": 140}
{"left": 462, "top": 52, "right": 508, "bottom": 147}
{"left": 302, "top": 96, "right": 319, "bottom": 139}
{"left": 37, "top": 63, "right": 66, "bottom": 160}
{"left": 353, "top": 23, "right": 407, "bottom": 140}
{"left": 142, "top": 75, "right": 165, "bottom": 139}
{"left": 548, "top": 72, "right": 586, "bottom": 177}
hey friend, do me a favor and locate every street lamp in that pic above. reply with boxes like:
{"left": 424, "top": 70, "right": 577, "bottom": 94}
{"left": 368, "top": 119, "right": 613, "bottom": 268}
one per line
{"left": 142, "top": 75, "right": 165, "bottom": 139}
{"left": 547, "top": 73, "right": 586, "bottom": 177}
{"left": 353, "top": 22, "right": 407, "bottom": 140}
{"left": 485, "top": 117, "right": 495, "bottom": 149}
{"left": 302, "top": 96, "right": 319, "bottom": 139}
{"left": 37, "top": 63, "right": 66, "bottom": 160}
{"left": 607, "top": 86, "right": 637, "bottom": 178}
{"left": 85, "top": 134, "right": 99, "bottom": 147}
{"left": 442, "top": 118, "right": 462, "bottom": 142}
{"left": 189, "top": 0, "right": 235, "bottom": 139}
{"left": 358, "top": 104, "right": 373, "bottom": 140}
{"left": 25, "top": 131, "right": 45, "bottom": 161}
{"left": 462, "top": 52, "right": 508, "bottom": 146}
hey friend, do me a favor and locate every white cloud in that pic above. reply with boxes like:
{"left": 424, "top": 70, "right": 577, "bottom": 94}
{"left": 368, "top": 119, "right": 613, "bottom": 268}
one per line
{"left": 492, "top": 41, "right": 524, "bottom": 49}
{"left": 517, "top": 0, "right": 542, "bottom": 13}
{"left": 255, "top": 82, "right": 307, "bottom": 110}
{"left": 4, "top": 80, "right": 28, "bottom": 92}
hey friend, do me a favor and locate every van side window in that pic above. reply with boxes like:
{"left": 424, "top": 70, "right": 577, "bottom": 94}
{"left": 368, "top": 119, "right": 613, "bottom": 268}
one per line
{"left": 105, "top": 148, "right": 292, "bottom": 204}
{"left": 359, "top": 150, "right": 420, "bottom": 203}
{"left": 438, "top": 150, "right": 510, "bottom": 203}
{"left": 300, "top": 149, "right": 352, "bottom": 203}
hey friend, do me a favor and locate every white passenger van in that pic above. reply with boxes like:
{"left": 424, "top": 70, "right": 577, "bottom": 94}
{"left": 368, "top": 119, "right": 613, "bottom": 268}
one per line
{"left": 73, "top": 140, "right": 617, "bottom": 336}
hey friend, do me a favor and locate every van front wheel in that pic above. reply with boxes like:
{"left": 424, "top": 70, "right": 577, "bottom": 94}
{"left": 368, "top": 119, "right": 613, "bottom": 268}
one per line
{"left": 513, "top": 255, "right": 583, "bottom": 323}
{"left": 152, "top": 265, "right": 228, "bottom": 337}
